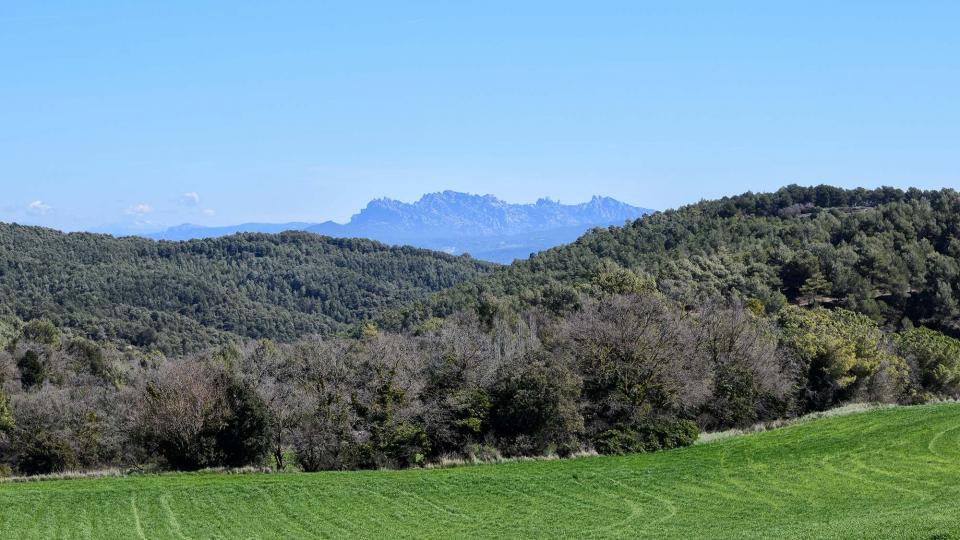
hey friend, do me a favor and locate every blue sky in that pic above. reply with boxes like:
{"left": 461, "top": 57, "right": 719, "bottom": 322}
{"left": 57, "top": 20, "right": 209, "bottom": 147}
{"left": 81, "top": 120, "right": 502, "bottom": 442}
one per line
{"left": 2, "top": 1, "right": 958, "bottom": 232}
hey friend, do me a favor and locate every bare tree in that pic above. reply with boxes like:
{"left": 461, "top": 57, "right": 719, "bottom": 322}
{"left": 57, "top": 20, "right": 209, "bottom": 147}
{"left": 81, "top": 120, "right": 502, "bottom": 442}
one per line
{"left": 689, "top": 301, "right": 793, "bottom": 428}
{"left": 564, "top": 293, "right": 710, "bottom": 433}
{"left": 136, "top": 361, "right": 228, "bottom": 470}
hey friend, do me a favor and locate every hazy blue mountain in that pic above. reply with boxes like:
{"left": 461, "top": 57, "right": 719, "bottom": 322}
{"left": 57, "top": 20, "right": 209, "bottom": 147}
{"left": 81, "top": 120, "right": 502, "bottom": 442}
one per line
{"left": 147, "top": 192, "right": 652, "bottom": 263}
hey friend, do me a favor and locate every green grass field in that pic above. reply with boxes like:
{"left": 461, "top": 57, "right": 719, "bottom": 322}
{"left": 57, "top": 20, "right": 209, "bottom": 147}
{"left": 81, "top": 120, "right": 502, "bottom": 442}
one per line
{"left": 2, "top": 403, "right": 958, "bottom": 539}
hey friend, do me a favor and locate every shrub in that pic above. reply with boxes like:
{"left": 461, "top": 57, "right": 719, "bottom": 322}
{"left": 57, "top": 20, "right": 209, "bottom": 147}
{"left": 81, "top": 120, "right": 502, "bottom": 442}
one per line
{"left": 294, "top": 416, "right": 353, "bottom": 472}
{"left": 216, "top": 378, "right": 271, "bottom": 468}
{"left": 21, "top": 319, "right": 60, "bottom": 346}
{"left": 490, "top": 354, "right": 583, "bottom": 457}
{"left": 594, "top": 420, "right": 699, "bottom": 455}
{"left": 897, "top": 327, "right": 960, "bottom": 397}
{"left": 15, "top": 432, "right": 79, "bottom": 475}
{"left": 17, "top": 350, "right": 47, "bottom": 389}
{"left": 67, "top": 338, "right": 115, "bottom": 383}
{"left": 0, "top": 390, "right": 13, "bottom": 432}
{"left": 6, "top": 386, "right": 124, "bottom": 475}
{"left": 778, "top": 306, "right": 909, "bottom": 409}
{"left": 374, "top": 422, "right": 431, "bottom": 468}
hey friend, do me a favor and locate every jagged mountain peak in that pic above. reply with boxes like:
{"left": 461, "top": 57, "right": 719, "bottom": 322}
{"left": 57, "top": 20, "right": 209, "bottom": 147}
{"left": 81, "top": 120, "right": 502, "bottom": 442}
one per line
{"left": 145, "top": 191, "right": 653, "bottom": 263}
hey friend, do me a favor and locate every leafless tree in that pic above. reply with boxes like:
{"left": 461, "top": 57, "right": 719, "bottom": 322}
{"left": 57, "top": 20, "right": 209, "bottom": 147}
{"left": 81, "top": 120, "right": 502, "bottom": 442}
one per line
{"left": 564, "top": 293, "right": 710, "bottom": 432}
{"left": 688, "top": 301, "right": 793, "bottom": 428}
{"left": 135, "top": 360, "right": 228, "bottom": 469}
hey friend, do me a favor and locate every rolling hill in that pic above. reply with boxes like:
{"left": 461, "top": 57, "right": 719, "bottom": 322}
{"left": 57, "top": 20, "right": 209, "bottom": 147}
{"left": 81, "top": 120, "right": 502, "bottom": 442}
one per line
{"left": 5, "top": 185, "right": 960, "bottom": 353}
{"left": 390, "top": 185, "right": 960, "bottom": 337}
{"left": 0, "top": 224, "right": 494, "bottom": 353}
{"left": 1, "top": 403, "right": 957, "bottom": 539}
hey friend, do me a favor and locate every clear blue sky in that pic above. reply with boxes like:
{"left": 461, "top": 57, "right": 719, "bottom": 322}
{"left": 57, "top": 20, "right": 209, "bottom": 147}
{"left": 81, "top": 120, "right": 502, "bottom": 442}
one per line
{"left": 2, "top": 1, "right": 958, "bottom": 232}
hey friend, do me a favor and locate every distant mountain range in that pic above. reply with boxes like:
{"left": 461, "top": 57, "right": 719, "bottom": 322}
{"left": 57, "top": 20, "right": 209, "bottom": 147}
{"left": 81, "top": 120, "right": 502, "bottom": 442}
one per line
{"left": 145, "top": 192, "right": 653, "bottom": 263}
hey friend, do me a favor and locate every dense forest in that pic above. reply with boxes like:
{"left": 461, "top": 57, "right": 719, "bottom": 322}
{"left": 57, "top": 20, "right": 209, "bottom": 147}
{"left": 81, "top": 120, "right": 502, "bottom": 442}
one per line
{"left": 1, "top": 263, "right": 959, "bottom": 476}
{"left": 2, "top": 185, "right": 960, "bottom": 477}
{"left": 0, "top": 225, "right": 494, "bottom": 354}
{"left": 388, "top": 185, "right": 960, "bottom": 338}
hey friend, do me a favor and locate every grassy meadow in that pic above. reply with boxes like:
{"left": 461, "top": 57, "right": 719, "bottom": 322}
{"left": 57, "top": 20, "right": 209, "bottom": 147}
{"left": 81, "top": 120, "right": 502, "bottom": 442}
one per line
{"left": 1, "top": 403, "right": 958, "bottom": 539}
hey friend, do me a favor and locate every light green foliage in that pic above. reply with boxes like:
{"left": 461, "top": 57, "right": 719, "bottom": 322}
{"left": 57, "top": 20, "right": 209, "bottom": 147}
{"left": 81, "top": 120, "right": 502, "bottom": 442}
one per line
{"left": 897, "top": 327, "right": 960, "bottom": 396}
{"left": 20, "top": 319, "right": 59, "bottom": 346}
{"left": 590, "top": 260, "right": 656, "bottom": 296}
{"left": 778, "top": 306, "right": 908, "bottom": 394}
{"left": 0, "top": 391, "right": 12, "bottom": 432}
{"left": 0, "top": 404, "right": 958, "bottom": 538}
{"left": 0, "top": 318, "right": 20, "bottom": 350}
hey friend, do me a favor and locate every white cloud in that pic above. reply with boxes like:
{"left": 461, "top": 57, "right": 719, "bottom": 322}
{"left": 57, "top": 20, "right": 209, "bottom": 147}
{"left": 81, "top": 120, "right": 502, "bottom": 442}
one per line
{"left": 27, "top": 200, "right": 52, "bottom": 215}
{"left": 181, "top": 192, "right": 201, "bottom": 206}
{"left": 125, "top": 203, "right": 153, "bottom": 215}
{"left": 202, "top": 208, "right": 216, "bottom": 216}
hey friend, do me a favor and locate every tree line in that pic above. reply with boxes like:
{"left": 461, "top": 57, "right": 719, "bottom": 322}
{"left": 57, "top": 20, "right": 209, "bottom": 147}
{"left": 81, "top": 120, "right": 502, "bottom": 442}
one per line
{"left": 2, "top": 263, "right": 958, "bottom": 476}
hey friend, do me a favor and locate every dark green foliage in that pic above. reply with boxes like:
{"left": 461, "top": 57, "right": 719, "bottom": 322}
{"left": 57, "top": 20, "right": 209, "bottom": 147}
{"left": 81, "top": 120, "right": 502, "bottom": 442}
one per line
{"left": 17, "top": 350, "right": 46, "bottom": 389}
{"left": 593, "top": 420, "right": 699, "bottom": 455}
{"left": 14, "top": 432, "right": 79, "bottom": 475}
{"left": 539, "top": 283, "right": 583, "bottom": 315}
{"left": 66, "top": 338, "right": 115, "bottom": 383}
{"left": 372, "top": 422, "right": 431, "bottom": 468}
{"left": 216, "top": 378, "right": 271, "bottom": 468}
{"left": 709, "top": 363, "right": 779, "bottom": 427}
{"left": 392, "top": 186, "right": 960, "bottom": 339}
{"left": 450, "top": 388, "right": 491, "bottom": 438}
{"left": 0, "top": 226, "right": 494, "bottom": 353}
{"left": 490, "top": 353, "right": 584, "bottom": 457}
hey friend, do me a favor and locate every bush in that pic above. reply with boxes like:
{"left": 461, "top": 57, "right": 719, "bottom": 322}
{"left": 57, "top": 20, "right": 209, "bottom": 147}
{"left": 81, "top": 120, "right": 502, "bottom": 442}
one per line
{"left": 778, "top": 306, "right": 909, "bottom": 409}
{"left": 15, "top": 432, "right": 79, "bottom": 475}
{"left": 6, "top": 386, "right": 124, "bottom": 475}
{"left": 67, "top": 338, "right": 115, "bottom": 383}
{"left": 490, "top": 354, "right": 584, "bottom": 457}
{"left": 0, "top": 390, "right": 12, "bottom": 432}
{"left": 17, "top": 350, "right": 47, "bottom": 389}
{"left": 373, "top": 422, "right": 431, "bottom": 468}
{"left": 294, "top": 416, "right": 353, "bottom": 472}
{"left": 216, "top": 378, "right": 271, "bottom": 468}
{"left": 897, "top": 327, "right": 960, "bottom": 397}
{"left": 21, "top": 319, "right": 60, "bottom": 346}
{"left": 594, "top": 420, "right": 699, "bottom": 455}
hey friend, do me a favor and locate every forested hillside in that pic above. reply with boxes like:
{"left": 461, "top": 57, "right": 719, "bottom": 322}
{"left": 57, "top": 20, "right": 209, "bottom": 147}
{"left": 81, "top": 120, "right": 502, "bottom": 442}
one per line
{"left": 4, "top": 185, "right": 960, "bottom": 478}
{"left": 390, "top": 185, "right": 960, "bottom": 338}
{"left": 4, "top": 185, "right": 958, "bottom": 352}
{"left": 0, "top": 225, "right": 494, "bottom": 353}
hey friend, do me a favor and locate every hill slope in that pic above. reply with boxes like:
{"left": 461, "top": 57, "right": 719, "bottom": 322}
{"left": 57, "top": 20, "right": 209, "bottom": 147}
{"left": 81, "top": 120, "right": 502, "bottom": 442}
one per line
{"left": 1, "top": 403, "right": 958, "bottom": 539}
{"left": 394, "top": 185, "right": 960, "bottom": 337}
{"left": 0, "top": 224, "right": 494, "bottom": 353}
